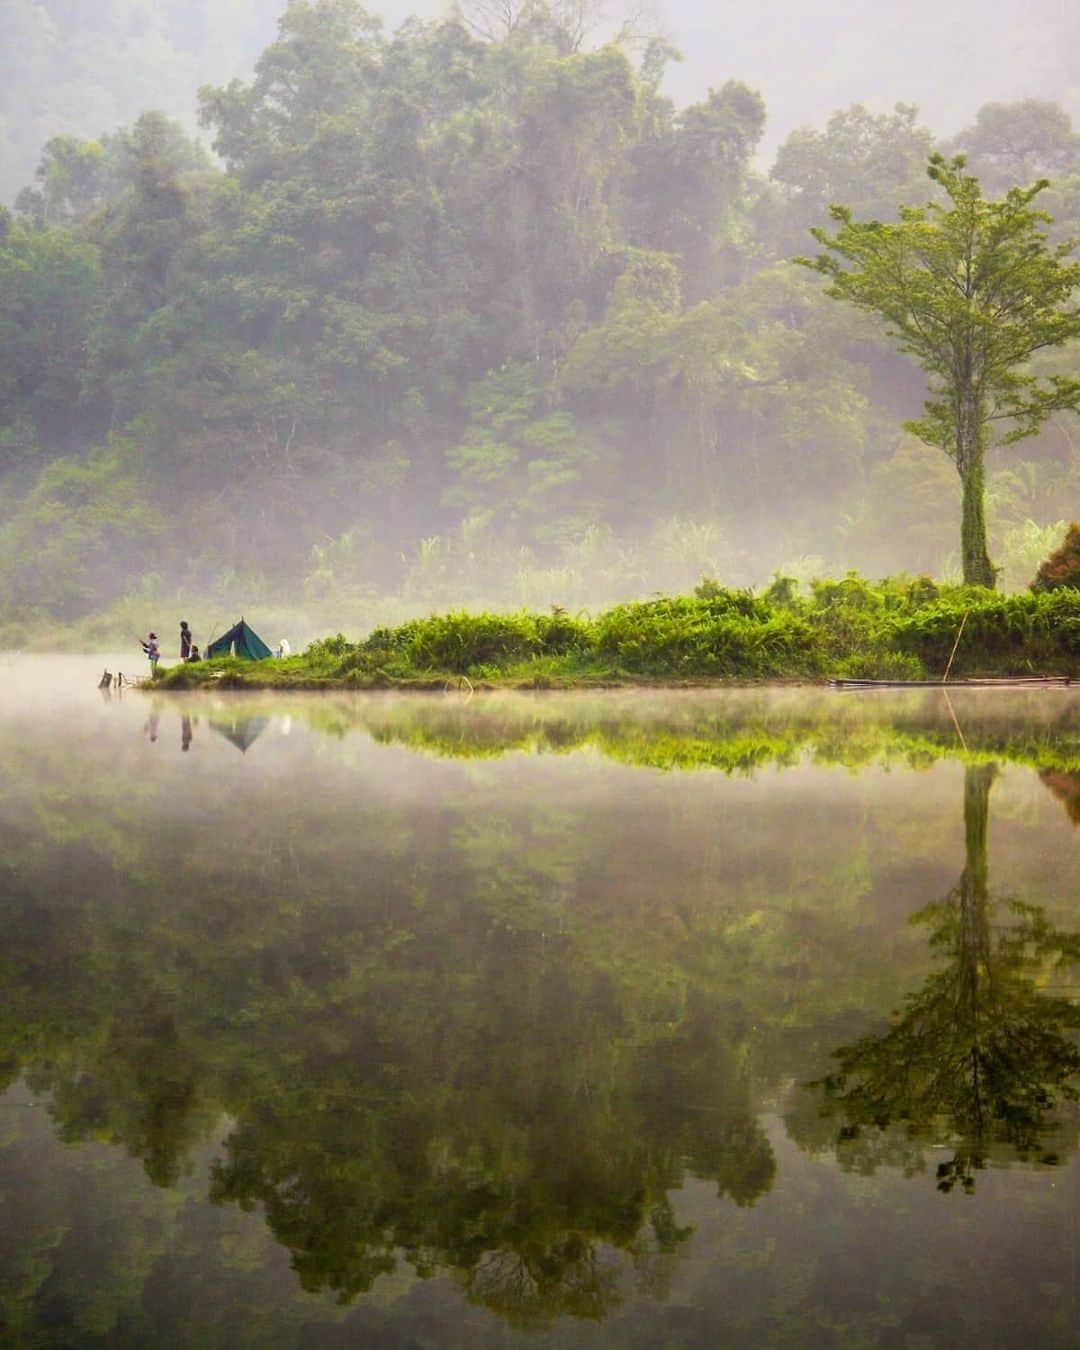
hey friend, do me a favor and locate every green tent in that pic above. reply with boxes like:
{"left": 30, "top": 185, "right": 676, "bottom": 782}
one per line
{"left": 210, "top": 715, "right": 269, "bottom": 753}
{"left": 206, "top": 618, "right": 273, "bottom": 661}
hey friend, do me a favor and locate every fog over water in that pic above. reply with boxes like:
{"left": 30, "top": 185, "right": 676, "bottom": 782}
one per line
{"left": 0, "top": 658, "right": 1076, "bottom": 1343}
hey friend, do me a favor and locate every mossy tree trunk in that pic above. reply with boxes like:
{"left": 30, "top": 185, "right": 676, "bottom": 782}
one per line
{"left": 956, "top": 387, "right": 996, "bottom": 588}
{"left": 958, "top": 453, "right": 995, "bottom": 588}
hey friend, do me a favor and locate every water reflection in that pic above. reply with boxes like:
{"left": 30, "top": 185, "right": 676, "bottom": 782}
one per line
{"left": 1042, "top": 769, "right": 1080, "bottom": 827}
{"left": 139, "top": 685, "right": 1080, "bottom": 771}
{"left": 0, "top": 681, "right": 1076, "bottom": 1343}
{"left": 209, "top": 715, "right": 268, "bottom": 753}
{"left": 812, "top": 764, "right": 1080, "bottom": 1192}
{"left": 204, "top": 983, "right": 772, "bottom": 1324}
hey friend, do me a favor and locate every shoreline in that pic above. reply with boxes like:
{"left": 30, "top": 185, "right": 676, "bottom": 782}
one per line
{"left": 151, "top": 667, "right": 826, "bottom": 693}
{"left": 103, "top": 584, "right": 1080, "bottom": 693}
{"left": 147, "top": 666, "right": 1076, "bottom": 694}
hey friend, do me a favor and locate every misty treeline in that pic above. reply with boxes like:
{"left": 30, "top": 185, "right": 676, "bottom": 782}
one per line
{"left": 2, "top": 0, "right": 1080, "bottom": 639}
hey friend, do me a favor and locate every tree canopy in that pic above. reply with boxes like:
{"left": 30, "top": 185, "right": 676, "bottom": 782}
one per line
{"left": 800, "top": 155, "right": 1080, "bottom": 585}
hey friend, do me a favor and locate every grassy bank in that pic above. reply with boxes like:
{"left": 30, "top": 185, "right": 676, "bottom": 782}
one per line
{"left": 154, "top": 576, "right": 1080, "bottom": 691}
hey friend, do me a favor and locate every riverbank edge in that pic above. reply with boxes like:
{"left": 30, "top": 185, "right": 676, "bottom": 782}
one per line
{"left": 153, "top": 669, "right": 827, "bottom": 692}
{"left": 138, "top": 585, "right": 1080, "bottom": 692}
{"left": 148, "top": 664, "right": 1077, "bottom": 693}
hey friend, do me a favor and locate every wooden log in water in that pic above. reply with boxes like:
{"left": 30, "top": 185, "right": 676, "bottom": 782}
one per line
{"left": 828, "top": 676, "right": 1072, "bottom": 690}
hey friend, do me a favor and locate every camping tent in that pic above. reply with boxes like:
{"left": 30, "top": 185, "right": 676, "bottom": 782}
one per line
{"left": 206, "top": 618, "right": 273, "bottom": 661}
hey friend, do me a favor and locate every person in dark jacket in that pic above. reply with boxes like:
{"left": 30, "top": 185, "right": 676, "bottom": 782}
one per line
{"left": 180, "top": 621, "right": 192, "bottom": 661}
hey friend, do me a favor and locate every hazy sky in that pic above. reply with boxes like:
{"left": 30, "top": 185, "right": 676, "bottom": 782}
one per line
{"left": 407, "top": 0, "right": 1080, "bottom": 155}
{"left": 653, "top": 0, "right": 1079, "bottom": 154}
{"left": 4, "top": 0, "right": 1078, "bottom": 198}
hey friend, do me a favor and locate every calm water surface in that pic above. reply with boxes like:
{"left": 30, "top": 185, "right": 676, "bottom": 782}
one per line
{"left": 1, "top": 658, "right": 1077, "bottom": 1348}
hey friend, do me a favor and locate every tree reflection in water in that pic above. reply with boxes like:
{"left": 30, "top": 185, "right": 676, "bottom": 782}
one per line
{"left": 203, "top": 983, "right": 771, "bottom": 1324}
{"left": 2, "top": 690, "right": 1078, "bottom": 1340}
{"left": 815, "top": 764, "right": 1080, "bottom": 1192}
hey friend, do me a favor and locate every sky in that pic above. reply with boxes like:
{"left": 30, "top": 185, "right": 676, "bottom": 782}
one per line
{"left": 4, "top": 0, "right": 1078, "bottom": 199}
{"left": 422, "top": 0, "right": 1080, "bottom": 156}
{"left": 654, "top": 0, "right": 1079, "bottom": 156}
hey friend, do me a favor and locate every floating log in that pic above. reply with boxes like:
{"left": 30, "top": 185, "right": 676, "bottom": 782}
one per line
{"left": 828, "top": 676, "right": 1072, "bottom": 690}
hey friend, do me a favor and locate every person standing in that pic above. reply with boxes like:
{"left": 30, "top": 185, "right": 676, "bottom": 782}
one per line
{"left": 141, "top": 632, "right": 160, "bottom": 673}
{"left": 180, "top": 621, "right": 192, "bottom": 661}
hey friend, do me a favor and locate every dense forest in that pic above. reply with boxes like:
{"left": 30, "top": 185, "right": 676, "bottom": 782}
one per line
{"left": 2, "top": 0, "right": 1080, "bottom": 643}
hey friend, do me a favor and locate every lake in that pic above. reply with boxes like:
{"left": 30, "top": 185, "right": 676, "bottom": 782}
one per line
{"left": 1, "top": 658, "right": 1077, "bottom": 1348}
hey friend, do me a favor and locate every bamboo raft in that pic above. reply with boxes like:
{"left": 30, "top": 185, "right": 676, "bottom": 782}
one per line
{"left": 828, "top": 676, "right": 1073, "bottom": 690}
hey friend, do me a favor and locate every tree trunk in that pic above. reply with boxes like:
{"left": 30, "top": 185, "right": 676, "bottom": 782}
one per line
{"left": 956, "top": 390, "right": 996, "bottom": 587}
{"left": 960, "top": 458, "right": 995, "bottom": 587}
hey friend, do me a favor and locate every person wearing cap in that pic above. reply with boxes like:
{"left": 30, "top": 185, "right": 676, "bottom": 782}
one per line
{"left": 141, "top": 632, "right": 161, "bottom": 673}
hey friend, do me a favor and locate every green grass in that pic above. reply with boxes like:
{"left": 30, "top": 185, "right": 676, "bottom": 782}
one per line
{"left": 152, "top": 574, "right": 1080, "bottom": 692}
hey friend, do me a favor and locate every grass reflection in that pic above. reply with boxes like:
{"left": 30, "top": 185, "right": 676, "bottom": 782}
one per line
{"left": 0, "top": 687, "right": 1076, "bottom": 1339}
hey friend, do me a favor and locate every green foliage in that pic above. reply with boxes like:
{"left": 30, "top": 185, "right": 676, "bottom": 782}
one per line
{"left": 946, "top": 99, "right": 1080, "bottom": 192}
{"left": 1, "top": 1, "right": 1080, "bottom": 632}
{"left": 839, "top": 650, "right": 925, "bottom": 681}
{"left": 0, "top": 217, "right": 105, "bottom": 454}
{"left": 885, "top": 588, "right": 1080, "bottom": 673}
{"left": 402, "top": 610, "right": 543, "bottom": 673}
{"left": 0, "top": 439, "right": 155, "bottom": 621}
{"left": 162, "top": 574, "right": 1080, "bottom": 687}
{"left": 768, "top": 103, "right": 935, "bottom": 256}
{"left": 1031, "top": 521, "right": 1080, "bottom": 591}
{"left": 588, "top": 593, "right": 821, "bottom": 677}
{"left": 760, "top": 573, "right": 800, "bottom": 607}
{"left": 801, "top": 154, "right": 1080, "bottom": 587}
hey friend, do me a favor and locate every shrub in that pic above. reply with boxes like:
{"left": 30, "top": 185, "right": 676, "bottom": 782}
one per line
{"left": 1031, "top": 522, "right": 1080, "bottom": 593}
{"left": 305, "top": 633, "right": 353, "bottom": 661}
{"left": 903, "top": 575, "right": 939, "bottom": 607}
{"left": 762, "top": 574, "right": 800, "bottom": 608}
{"left": 888, "top": 591, "right": 1080, "bottom": 674}
{"left": 591, "top": 596, "right": 821, "bottom": 676}
{"left": 840, "top": 651, "right": 925, "bottom": 681}
{"left": 242, "top": 571, "right": 1080, "bottom": 685}
{"left": 810, "top": 572, "right": 885, "bottom": 613}
{"left": 535, "top": 607, "right": 589, "bottom": 656}
{"left": 403, "top": 611, "right": 542, "bottom": 673}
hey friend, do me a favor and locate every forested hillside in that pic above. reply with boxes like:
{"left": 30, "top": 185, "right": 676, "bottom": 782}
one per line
{"left": 0, "top": 0, "right": 279, "bottom": 200}
{"left": 2, "top": 0, "right": 1079, "bottom": 643}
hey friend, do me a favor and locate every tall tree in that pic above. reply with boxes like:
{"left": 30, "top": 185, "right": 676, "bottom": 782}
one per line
{"left": 800, "top": 155, "right": 1080, "bottom": 586}
{"left": 767, "top": 103, "right": 934, "bottom": 258}
{"left": 0, "top": 212, "right": 105, "bottom": 456}
{"left": 947, "top": 100, "right": 1080, "bottom": 192}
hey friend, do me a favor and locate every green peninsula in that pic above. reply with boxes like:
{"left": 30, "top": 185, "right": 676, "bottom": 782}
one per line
{"left": 155, "top": 578, "right": 1080, "bottom": 691}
